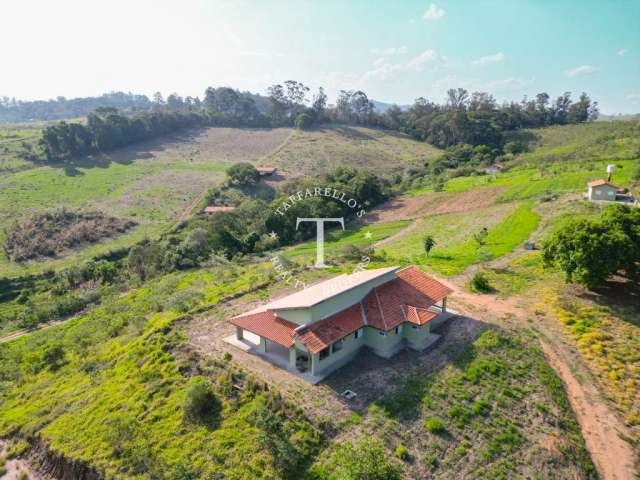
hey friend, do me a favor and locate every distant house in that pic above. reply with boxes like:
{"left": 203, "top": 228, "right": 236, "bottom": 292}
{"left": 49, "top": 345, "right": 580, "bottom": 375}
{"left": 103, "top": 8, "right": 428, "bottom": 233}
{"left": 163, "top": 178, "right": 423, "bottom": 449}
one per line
{"left": 228, "top": 266, "right": 453, "bottom": 382}
{"left": 587, "top": 179, "right": 637, "bottom": 205}
{"left": 203, "top": 206, "right": 236, "bottom": 214}
{"left": 256, "top": 167, "right": 277, "bottom": 176}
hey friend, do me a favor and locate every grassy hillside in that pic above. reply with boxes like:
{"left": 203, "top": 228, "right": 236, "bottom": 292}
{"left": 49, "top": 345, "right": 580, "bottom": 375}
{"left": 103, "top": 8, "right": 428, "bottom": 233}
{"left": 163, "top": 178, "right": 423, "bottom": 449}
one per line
{"left": 0, "top": 127, "right": 292, "bottom": 276}
{"left": 0, "top": 261, "right": 595, "bottom": 479}
{"left": 0, "top": 124, "right": 440, "bottom": 277}
{"left": 263, "top": 125, "right": 442, "bottom": 177}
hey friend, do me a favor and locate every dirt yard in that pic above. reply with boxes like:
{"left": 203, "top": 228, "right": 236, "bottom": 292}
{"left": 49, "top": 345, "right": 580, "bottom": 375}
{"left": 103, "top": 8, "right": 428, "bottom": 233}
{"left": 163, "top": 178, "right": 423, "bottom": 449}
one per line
{"left": 185, "top": 296, "right": 487, "bottom": 423}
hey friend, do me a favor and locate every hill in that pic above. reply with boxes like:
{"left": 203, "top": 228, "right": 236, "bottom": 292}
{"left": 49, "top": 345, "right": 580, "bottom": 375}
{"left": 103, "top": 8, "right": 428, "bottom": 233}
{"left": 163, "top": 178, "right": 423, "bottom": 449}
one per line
{"left": 0, "top": 124, "right": 439, "bottom": 277}
{"left": 0, "top": 120, "right": 638, "bottom": 478}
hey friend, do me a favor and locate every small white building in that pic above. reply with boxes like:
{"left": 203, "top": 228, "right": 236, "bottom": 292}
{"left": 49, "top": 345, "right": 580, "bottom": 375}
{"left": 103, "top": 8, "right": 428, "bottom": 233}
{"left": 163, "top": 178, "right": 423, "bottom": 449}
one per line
{"left": 587, "top": 179, "right": 619, "bottom": 201}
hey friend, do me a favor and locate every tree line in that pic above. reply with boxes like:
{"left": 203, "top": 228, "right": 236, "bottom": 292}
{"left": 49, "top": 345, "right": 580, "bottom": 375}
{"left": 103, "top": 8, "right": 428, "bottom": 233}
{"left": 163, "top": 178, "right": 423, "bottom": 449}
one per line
{"left": 35, "top": 82, "right": 598, "bottom": 163}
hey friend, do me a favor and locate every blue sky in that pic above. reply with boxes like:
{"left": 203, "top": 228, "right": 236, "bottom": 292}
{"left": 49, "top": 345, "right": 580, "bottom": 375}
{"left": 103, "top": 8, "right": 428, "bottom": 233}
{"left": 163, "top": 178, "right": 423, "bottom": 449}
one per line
{"left": 3, "top": 0, "right": 639, "bottom": 113}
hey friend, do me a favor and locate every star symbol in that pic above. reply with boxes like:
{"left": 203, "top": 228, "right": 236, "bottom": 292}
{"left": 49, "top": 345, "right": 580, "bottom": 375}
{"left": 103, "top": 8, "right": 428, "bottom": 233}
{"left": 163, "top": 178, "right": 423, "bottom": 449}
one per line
{"left": 268, "top": 231, "right": 279, "bottom": 240}
{"left": 364, "top": 231, "right": 373, "bottom": 239}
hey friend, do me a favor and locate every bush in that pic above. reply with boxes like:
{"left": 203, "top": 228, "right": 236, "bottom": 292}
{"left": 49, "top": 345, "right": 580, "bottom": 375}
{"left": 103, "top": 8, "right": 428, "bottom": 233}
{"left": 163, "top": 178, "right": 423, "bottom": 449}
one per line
{"left": 470, "top": 271, "right": 492, "bottom": 292}
{"left": 329, "top": 439, "right": 402, "bottom": 480}
{"left": 393, "top": 445, "right": 409, "bottom": 461}
{"left": 424, "top": 416, "right": 446, "bottom": 433}
{"left": 3, "top": 209, "right": 136, "bottom": 261}
{"left": 183, "top": 376, "right": 220, "bottom": 423}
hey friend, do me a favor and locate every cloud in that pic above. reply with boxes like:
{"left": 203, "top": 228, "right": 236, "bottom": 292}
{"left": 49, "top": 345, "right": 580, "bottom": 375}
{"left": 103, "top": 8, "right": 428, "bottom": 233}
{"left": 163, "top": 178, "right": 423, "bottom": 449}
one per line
{"left": 423, "top": 3, "right": 446, "bottom": 21}
{"left": 565, "top": 65, "right": 597, "bottom": 77}
{"left": 406, "top": 49, "right": 445, "bottom": 71}
{"left": 626, "top": 93, "right": 640, "bottom": 102}
{"left": 617, "top": 48, "right": 628, "bottom": 56}
{"left": 370, "top": 46, "right": 408, "bottom": 56}
{"left": 472, "top": 52, "right": 505, "bottom": 66}
{"left": 362, "top": 49, "right": 445, "bottom": 81}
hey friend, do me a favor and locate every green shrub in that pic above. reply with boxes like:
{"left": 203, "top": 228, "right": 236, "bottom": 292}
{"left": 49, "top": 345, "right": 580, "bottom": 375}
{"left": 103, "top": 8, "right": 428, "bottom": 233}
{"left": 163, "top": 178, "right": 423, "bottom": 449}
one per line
{"left": 424, "top": 416, "right": 446, "bottom": 433}
{"left": 470, "top": 271, "right": 492, "bottom": 292}
{"left": 329, "top": 438, "right": 402, "bottom": 480}
{"left": 183, "top": 376, "right": 220, "bottom": 423}
{"left": 394, "top": 445, "right": 409, "bottom": 461}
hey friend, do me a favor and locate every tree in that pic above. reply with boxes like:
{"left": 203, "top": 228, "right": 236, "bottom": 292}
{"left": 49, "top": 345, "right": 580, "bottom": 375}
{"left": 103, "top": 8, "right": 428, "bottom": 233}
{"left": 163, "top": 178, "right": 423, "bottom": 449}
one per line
{"left": 423, "top": 235, "right": 436, "bottom": 255}
{"left": 226, "top": 162, "right": 260, "bottom": 187}
{"left": 266, "top": 84, "right": 288, "bottom": 124}
{"left": 446, "top": 88, "right": 469, "bottom": 110}
{"left": 311, "top": 87, "right": 327, "bottom": 118}
{"left": 543, "top": 210, "right": 638, "bottom": 288}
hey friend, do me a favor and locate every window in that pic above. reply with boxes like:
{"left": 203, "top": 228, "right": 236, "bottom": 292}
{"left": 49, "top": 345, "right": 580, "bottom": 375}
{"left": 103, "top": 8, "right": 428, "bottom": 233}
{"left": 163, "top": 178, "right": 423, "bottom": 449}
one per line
{"left": 607, "top": 191, "right": 615, "bottom": 197}
{"left": 595, "top": 190, "right": 601, "bottom": 196}
{"left": 332, "top": 339, "right": 343, "bottom": 353}
{"left": 411, "top": 325, "right": 419, "bottom": 330}
{"left": 395, "top": 324, "right": 403, "bottom": 335}
{"left": 319, "top": 347, "right": 329, "bottom": 360}
{"left": 354, "top": 328, "right": 363, "bottom": 339}
{"left": 378, "top": 331, "right": 386, "bottom": 337}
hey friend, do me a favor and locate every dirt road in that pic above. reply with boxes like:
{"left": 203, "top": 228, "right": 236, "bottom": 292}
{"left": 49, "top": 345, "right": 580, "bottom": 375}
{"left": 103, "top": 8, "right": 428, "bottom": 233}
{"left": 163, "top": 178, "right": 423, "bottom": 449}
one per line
{"left": 444, "top": 277, "right": 638, "bottom": 480}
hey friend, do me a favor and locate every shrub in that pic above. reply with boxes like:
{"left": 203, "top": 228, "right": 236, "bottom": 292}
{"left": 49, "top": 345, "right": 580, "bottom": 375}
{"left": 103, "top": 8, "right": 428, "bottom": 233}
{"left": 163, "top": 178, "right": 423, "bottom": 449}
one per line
{"left": 183, "top": 376, "right": 220, "bottom": 423}
{"left": 424, "top": 416, "right": 446, "bottom": 433}
{"left": 470, "top": 271, "right": 492, "bottom": 292}
{"left": 393, "top": 445, "right": 409, "bottom": 461}
{"left": 329, "top": 439, "right": 402, "bottom": 480}
{"left": 3, "top": 209, "right": 136, "bottom": 261}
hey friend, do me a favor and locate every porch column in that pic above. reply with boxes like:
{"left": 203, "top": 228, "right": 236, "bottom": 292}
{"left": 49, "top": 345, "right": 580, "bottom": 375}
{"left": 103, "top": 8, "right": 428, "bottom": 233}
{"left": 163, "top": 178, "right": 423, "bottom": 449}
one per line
{"left": 442, "top": 297, "right": 447, "bottom": 312}
{"left": 259, "top": 337, "right": 267, "bottom": 353}
{"left": 288, "top": 348, "right": 296, "bottom": 369}
{"left": 236, "top": 326, "right": 244, "bottom": 340}
{"left": 310, "top": 353, "right": 318, "bottom": 376}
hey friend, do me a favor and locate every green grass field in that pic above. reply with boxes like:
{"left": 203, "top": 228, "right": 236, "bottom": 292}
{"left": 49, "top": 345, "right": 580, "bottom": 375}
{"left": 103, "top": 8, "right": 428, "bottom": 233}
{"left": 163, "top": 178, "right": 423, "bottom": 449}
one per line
{"left": 378, "top": 202, "right": 540, "bottom": 276}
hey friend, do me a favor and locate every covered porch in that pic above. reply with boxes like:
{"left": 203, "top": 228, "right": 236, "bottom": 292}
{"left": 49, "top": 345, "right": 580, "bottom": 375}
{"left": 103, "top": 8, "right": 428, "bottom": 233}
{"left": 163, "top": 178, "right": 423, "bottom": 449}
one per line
{"left": 226, "top": 320, "right": 328, "bottom": 384}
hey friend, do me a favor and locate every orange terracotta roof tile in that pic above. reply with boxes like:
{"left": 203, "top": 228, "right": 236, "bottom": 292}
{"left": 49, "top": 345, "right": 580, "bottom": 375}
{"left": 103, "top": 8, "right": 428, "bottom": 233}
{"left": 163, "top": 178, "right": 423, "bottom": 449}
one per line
{"left": 230, "top": 311, "right": 297, "bottom": 348}
{"left": 363, "top": 266, "right": 452, "bottom": 330}
{"left": 405, "top": 305, "right": 438, "bottom": 325}
{"left": 296, "top": 304, "right": 364, "bottom": 354}
{"left": 587, "top": 179, "right": 619, "bottom": 188}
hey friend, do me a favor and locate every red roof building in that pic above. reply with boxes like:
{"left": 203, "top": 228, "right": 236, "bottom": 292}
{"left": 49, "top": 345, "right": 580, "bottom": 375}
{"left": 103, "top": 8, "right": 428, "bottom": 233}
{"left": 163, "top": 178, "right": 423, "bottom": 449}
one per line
{"left": 229, "top": 265, "right": 454, "bottom": 380}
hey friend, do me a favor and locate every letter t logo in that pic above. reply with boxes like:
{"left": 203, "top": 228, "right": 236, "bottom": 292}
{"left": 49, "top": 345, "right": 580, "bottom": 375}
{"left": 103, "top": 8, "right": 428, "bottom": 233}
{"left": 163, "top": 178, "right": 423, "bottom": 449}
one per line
{"left": 296, "top": 217, "right": 345, "bottom": 268}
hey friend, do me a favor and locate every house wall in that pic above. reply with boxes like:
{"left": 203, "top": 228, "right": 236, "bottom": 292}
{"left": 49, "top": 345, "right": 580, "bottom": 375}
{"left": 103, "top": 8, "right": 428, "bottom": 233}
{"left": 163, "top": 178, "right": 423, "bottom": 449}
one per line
{"left": 589, "top": 185, "right": 618, "bottom": 200}
{"left": 363, "top": 325, "right": 405, "bottom": 358}
{"left": 312, "top": 329, "right": 365, "bottom": 375}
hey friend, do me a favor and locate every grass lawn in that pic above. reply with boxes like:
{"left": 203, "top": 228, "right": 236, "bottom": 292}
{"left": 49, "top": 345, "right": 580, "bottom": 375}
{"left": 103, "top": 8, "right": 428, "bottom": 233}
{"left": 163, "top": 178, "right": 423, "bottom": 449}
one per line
{"left": 378, "top": 202, "right": 540, "bottom": 276}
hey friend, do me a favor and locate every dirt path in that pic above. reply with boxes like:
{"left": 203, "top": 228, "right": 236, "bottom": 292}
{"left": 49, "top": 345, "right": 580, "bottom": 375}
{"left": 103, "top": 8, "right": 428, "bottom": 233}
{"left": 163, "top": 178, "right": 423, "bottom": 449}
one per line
{"left": 443, "top": 277, "right": 638, "bottom": 480}
{"left": 0, "top": 440, "right": 43, "bottom": 480}
{"left": 0, "top": 318, "right": 70, "bottom": 344}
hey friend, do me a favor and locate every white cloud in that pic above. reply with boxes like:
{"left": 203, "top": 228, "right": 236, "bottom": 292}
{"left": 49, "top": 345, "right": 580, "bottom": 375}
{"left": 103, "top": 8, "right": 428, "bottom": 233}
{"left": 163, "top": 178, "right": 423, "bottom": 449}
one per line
{"left": 406, "top": 49, "right": 445, "bottom": 71}
{"left": 362, "top": 49, "right": 445, "bottom": 81}
{"left": 565, "top": 65, "right": 597, "bottom": 77}
{"left": 423, "top": 3, "right": 446, "bottom": 21}
{"left": 472, "top": 52, "right": 505, "bottom": 66}
{"left": 626, "top": 93, "right": 640, "bottom": 102}
{"left": 617, "top": 48, "right": 628, "bottom": 56}
{"left": 371, "top": 46, "right": 408, "bottom": 56}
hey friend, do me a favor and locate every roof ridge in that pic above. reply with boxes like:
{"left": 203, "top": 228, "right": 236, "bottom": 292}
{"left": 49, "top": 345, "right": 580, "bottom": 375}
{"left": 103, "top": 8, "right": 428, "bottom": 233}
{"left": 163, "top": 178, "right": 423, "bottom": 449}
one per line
{"left": 374, "top": 287, "right": 387, "bottom": 329}
{"left": 359, "top": 300, "right": 369, "bottom": 326}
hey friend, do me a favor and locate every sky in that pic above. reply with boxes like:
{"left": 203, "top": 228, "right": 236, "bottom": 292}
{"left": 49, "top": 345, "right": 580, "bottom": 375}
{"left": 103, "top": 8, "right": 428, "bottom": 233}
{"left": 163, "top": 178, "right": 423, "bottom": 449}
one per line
{"left": 2, "top": 0, "right": 639, "bottom": 114}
